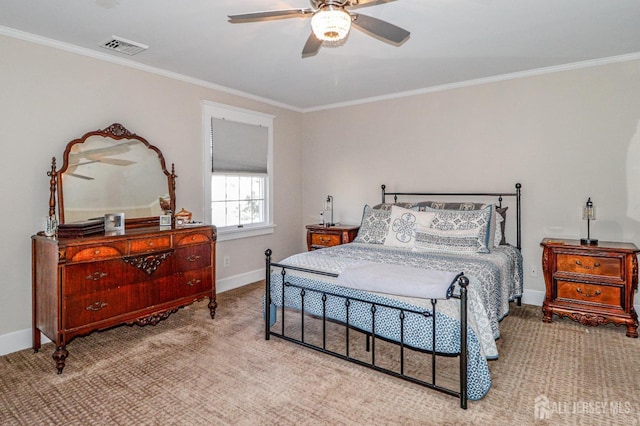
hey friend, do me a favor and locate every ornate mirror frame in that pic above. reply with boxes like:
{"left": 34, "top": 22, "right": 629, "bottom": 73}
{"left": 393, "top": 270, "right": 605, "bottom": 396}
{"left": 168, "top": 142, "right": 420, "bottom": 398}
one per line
{"left": 48, "top": 123, "right": 176, "bottom": 228}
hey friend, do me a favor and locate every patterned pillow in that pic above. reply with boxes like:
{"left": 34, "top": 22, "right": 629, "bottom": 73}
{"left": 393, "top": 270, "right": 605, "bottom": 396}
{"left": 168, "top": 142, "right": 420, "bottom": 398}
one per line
{"left": 426, "top": 205, "right": 493, "bottom": 253}
{"left": 494, "top": 206, "right": 508, "bottom": 245}
{"left": 417, "top": 201, "right": 484, "bottom": 211}
{"left": 413, "top": 227, "right": 482, "bottom": 254}
{"left": 371, "top": 202, "right": 419, "bottom": 211}
{"left": 416, "top": 202, "right": 506, "bottom": 246}
{"left": 494, "top": 210, "right": 505, "bottom": 246}
{"left": 383, "top": 206, "right": 436, "bottom": 249}
{"left": 353, "top": 205, "right": 392, "bottom": 244}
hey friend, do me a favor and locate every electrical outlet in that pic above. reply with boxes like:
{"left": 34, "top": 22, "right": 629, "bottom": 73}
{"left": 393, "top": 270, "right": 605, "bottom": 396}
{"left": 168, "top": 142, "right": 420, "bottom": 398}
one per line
{"left": 530, "top": 264, "right": 538, "bottom": 278}
{"left": 223, "top": 256, "right": 230, "bottom": 267}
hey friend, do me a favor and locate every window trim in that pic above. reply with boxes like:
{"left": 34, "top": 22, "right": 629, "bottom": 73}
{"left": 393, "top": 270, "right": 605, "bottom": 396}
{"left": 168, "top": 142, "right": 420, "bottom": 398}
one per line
{"left": 202, "top": 100, "right": 275, "bottom": 240}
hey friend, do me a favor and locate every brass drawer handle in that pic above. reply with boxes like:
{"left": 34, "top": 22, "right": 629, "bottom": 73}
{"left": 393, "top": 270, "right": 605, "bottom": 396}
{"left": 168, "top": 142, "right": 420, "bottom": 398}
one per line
{"left": 575, "top": 260, "right": 600, "bottom": 269}
{"left": 320, "top": 237, "right": 331, "bottom": 243}
{"left": 186, "top": 279, "right": 201, "bottom": 287}
{"left": 85, "top": 271, "right": 108, "bottom": 281}
{"left": 186, "top": 255, "right": 201, "bottom": 262}
{"left": 576, "top": 287, "right": 601, "bottom": 297}
{"left": 86, "top": 301, "right": 108, "bottom": 311}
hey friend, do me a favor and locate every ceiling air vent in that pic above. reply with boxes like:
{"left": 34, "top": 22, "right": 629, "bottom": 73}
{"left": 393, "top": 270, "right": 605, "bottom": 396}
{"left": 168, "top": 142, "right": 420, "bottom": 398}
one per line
{"left": 99, "top": 36, "right": 148, "bottom": 55}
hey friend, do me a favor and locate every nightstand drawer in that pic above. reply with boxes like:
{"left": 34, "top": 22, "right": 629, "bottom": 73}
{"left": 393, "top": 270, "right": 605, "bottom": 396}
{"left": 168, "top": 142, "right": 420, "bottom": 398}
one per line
{"left": 556, "top": 280, "right": 623, "bottom": 309}
{"left": 306, "top": 224, "right": 360, "bottom": 251}
{"left": 311, "top": 233, "right": 341, "bottom": 247}
{"left": 556, "top": 253, "right": 622, "bottom": 279}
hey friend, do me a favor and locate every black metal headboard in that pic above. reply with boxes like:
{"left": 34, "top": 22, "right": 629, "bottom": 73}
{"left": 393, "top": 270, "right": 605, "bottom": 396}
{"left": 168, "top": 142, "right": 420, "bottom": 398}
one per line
{"left": 381, "top": 183, "right": 522, "bottom": 250}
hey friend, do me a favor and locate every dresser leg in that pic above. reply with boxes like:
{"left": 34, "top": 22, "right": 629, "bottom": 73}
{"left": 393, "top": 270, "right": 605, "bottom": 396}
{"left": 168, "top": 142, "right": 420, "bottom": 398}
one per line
{"left": 626, "top": 320, "right": 639, "bottom": 338}
{"left": 53, "top": 346, "right": 68, "bottom": 374}
{"left": 542, "top": 305, "right": 553, "bottom": 323}
{"left": 208, "top": 297, "right": 218, "bottom": 319}
{"left": 33, "top": 328, "right": 41, "bottom": 352}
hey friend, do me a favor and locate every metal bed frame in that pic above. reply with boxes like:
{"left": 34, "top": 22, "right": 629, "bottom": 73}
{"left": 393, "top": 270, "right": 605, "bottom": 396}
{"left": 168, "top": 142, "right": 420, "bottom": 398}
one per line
{"left": 263, "top": 183, "right": 522, "bottom": 409}
{"left": 264, "top": 251, "right": 471, "bottom": 409}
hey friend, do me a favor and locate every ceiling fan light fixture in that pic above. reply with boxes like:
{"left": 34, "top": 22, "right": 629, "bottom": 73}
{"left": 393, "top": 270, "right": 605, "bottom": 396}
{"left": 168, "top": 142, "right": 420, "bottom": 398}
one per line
{"left": 311, "top": 6, "right": 351, "bottom": 42}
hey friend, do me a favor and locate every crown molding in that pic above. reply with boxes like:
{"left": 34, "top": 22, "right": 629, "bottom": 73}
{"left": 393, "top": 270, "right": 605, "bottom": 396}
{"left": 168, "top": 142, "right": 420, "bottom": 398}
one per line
{"left": 0, "top": 26, "right": 303, "bottom": 113}
{"left": 302, "top": 52, "right": 640, "bottom": 112}
{"left": 2, "top": 25, "right": 639, "bottom": 114}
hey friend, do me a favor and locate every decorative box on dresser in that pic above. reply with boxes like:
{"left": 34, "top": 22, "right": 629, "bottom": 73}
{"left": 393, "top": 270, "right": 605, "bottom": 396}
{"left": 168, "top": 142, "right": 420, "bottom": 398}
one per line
{"left": 32, "top": 225, "right": 217, "bottom": 372}
{"left": 540, "top": 238, "right": 639, "bottom": 337}
{"left": 306, "top": 224, "right": 360, "bottom": 251}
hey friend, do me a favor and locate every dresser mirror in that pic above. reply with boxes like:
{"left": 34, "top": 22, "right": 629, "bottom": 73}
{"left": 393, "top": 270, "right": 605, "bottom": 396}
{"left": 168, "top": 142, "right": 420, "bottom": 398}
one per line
{"left": 49, "top": 123, "right": 176, "bottom": 227}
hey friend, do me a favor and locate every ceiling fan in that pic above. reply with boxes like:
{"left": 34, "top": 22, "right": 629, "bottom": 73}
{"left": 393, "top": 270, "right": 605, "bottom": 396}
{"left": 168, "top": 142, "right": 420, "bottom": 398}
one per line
{"left": 67, "top": 141, "right": 138, "bottom": 180}
{"left": 228, "top": 0, "right": 410, "bottom": 58}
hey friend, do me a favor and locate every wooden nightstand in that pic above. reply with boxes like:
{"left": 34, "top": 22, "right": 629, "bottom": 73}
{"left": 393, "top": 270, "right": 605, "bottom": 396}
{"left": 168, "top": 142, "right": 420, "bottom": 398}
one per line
{"left": 306, "top": 224, "right": 360, "bottom": 251}
{"left": 541, "top": 238, "right": 639, "bottom": 337}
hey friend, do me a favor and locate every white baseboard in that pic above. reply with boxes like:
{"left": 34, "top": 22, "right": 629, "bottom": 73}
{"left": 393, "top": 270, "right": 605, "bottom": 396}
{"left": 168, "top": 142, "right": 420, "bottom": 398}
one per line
{"left": 521, "top": 289, "right": 545, "bottom": 306}
{"left": 0, "top": 328, "right": 51, "bottom": 356}
{"left": 216, "top": 268, "right": 263, "bottom": 293}
{"left": 0, "top": 269, "right": 263, "bottom": 356}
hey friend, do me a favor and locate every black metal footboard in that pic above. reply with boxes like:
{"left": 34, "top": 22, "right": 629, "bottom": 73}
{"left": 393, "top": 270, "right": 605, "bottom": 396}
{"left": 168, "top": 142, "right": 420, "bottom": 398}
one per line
{"left": 264, "top": 249, "right": 470, "bottom": 409}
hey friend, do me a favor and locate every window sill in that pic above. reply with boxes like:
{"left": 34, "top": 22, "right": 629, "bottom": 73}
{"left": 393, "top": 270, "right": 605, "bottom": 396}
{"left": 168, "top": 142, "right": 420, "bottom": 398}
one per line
{"left": 216, "top": 224, "right": 276, "bottom": 242}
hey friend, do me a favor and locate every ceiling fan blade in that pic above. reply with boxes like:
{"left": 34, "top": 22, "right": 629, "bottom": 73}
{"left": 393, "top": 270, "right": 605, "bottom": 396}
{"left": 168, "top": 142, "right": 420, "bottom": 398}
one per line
{"left": 302, "top": 33, "right": 322, "bottom": 58}
{"left": 351, "top": 13, "right": 410, "bottom": 45}
{"left": 347, "top": 0, "right": 398, "bottom": 10}
{"left": 96, "top": 158, "right": 137, "bottom": 166}
{"left": 228, "top": 8, "right": 313, "bottom": 23}
{"left": 68, "top": 173, "right": 95, "bottom": 181}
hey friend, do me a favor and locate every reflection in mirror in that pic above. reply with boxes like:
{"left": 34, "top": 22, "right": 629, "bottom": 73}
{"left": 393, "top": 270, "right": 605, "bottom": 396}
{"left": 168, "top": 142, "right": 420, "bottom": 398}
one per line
{"left": 53, "top": 123, "right": 176, "bottom": 226}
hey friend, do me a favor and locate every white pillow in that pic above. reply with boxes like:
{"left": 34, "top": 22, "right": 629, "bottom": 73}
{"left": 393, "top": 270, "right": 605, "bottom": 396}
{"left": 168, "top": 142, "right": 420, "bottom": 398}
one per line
{"left": 383, "top": 205, "right": 435, "bottom": 249}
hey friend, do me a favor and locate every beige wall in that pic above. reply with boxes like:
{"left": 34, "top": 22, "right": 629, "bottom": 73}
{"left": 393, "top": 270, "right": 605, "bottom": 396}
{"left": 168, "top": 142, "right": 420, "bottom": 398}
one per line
{"left": 0, "top": 34, "right": 304, "bottom": 339}
{"left": 2, "top": 31, "right": 640, "bottom": 351}
{"left": 301, "top": 59, "right": 640, "bottom": 297}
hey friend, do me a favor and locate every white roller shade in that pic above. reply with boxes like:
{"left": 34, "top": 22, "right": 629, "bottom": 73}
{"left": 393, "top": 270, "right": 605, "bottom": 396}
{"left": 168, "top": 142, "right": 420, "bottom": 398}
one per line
{"left": 211, "top": 117, "right": 268, "bottom": 174}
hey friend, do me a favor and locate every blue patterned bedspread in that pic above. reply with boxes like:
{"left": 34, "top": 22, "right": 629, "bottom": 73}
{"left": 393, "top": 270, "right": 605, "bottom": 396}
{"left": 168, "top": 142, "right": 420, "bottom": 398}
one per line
{"left": 268, "top": 243, "right": 523, "bottom": 400}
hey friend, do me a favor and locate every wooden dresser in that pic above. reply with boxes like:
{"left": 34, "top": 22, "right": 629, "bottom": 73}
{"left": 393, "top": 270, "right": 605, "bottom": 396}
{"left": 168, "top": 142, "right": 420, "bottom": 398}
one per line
{"left": 32, "top": 224, "right": 216, "bottom": 372}
{"left": 306, "top": 224, "right": 360, "bottom": 251}
{"left": 541, "top": 238, "right": 638, "bottom": 337}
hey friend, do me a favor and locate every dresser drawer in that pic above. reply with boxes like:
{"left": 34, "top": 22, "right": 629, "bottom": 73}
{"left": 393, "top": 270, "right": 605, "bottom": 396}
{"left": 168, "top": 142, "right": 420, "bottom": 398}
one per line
{"left": 556, "top": 280, "right": 623, "bottom": 309}
{"left": 556, "top": 253, "right": 623, "bottom": 279}
{"left": 63, "top": 281, "right": 157, "bottom": 329}
{"left": 129, "top": 236, "right": 172, "bottom": 254}
{"left": 175, "top": 232, "right": 212, "bottom": 246}
{"left": 67, "top": 243, "right": 127, "bottom": 263}
{"left": 159, "top": 269, "right": 213, "bottom": 302}
{"left": 310, "top": 233, "right": 341, "bottom": 247}
{"left": 64, "top": 260, "right": 124, "bottom": 296}
{"left": 174, "top": 245, "right": 211, "bottom": 271}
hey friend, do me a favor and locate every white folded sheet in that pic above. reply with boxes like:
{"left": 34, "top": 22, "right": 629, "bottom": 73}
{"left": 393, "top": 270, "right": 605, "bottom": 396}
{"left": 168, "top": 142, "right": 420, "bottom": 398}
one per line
{"left": 337, "top": 262, "right": 460, "bottom": 300}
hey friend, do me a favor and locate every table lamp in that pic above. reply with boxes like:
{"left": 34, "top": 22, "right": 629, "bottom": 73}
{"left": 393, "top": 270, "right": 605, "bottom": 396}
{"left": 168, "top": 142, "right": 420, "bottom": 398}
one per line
{"left": 580, "top": 197, "right": 598, "bottom": 245}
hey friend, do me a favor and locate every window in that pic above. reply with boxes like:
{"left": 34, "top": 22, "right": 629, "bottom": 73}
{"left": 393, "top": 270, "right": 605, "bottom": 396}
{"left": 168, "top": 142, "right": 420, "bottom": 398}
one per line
{"left": 203, "top": 101, "right": 274, "bottom": 240}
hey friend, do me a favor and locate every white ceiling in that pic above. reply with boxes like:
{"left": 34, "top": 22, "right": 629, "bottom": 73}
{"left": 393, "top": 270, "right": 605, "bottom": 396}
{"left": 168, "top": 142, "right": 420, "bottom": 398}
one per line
{"left": 2, "top": 0, "right": 640, "bottom": 111}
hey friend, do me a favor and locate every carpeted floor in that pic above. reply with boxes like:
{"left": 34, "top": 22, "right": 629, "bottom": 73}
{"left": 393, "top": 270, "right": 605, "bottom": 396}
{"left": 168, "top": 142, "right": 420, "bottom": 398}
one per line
{"left": 1, "top": 282, "right": 638, "bottom": 425}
